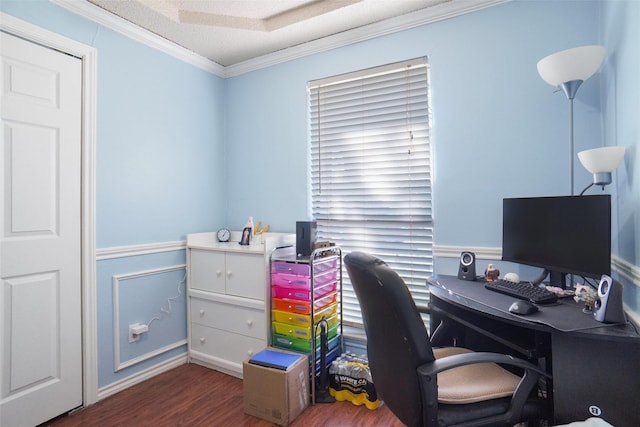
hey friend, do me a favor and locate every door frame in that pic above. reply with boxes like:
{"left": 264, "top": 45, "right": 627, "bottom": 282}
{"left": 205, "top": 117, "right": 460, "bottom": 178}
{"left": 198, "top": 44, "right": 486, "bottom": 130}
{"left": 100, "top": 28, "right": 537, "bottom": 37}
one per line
{"left": 1, "top": 12, "right": 98, "bottom": 406}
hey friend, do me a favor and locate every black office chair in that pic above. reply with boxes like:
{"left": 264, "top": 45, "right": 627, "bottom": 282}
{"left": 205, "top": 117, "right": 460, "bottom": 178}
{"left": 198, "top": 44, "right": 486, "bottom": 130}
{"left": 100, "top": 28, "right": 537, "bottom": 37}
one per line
{"left": 344, "top": 251, "right": 550, "bottom": 427}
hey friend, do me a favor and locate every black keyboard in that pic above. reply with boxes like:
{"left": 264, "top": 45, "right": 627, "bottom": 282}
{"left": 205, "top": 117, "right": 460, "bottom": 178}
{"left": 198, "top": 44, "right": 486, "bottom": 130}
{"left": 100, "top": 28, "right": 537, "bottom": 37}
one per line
{"left": 485, "top": 279, "right": 558, "bottom": 304}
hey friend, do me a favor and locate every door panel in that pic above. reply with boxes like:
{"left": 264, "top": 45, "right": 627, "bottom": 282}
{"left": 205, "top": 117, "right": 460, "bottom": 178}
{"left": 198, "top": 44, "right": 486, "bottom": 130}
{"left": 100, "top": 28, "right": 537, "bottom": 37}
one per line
{"left": 1, "top": 31, "right": 82, "bottom": 427}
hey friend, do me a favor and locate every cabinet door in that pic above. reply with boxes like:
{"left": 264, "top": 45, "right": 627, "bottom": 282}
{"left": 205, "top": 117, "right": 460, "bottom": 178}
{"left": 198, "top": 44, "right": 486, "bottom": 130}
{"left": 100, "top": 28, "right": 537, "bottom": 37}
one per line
{"left": 190, "top": 249, "right": 225, "bottom": 293}
{"left": 225, "top": 253, "right": 264, "bottom": 300}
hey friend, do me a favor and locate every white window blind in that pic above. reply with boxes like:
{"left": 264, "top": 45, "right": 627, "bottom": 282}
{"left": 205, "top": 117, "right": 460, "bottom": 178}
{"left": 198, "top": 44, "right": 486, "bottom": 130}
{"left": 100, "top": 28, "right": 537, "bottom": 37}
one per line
{"left": 309, "top": 58, "right": 434, "bottom": 327}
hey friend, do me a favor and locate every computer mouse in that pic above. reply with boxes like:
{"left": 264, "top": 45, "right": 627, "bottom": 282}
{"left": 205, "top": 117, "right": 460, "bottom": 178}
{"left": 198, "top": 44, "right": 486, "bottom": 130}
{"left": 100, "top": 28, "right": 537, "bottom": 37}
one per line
{"left": 508, "top": 300, "right": 539, "bottom": 315}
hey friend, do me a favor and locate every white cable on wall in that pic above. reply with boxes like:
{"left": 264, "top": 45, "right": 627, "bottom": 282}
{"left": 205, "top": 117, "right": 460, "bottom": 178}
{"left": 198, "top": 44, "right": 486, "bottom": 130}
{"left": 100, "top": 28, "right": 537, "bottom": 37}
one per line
{"left": 147, "top": 271, "right": 186, "bottom": 329}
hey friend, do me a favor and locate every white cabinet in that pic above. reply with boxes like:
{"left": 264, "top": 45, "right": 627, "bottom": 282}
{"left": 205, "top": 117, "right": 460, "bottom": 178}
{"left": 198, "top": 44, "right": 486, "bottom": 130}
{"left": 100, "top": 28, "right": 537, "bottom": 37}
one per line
{"left": 190, "top": 249, "right": 264, "bottom": 299}
{"left": 186, "top": 231, "right": 295, "bottom": 378}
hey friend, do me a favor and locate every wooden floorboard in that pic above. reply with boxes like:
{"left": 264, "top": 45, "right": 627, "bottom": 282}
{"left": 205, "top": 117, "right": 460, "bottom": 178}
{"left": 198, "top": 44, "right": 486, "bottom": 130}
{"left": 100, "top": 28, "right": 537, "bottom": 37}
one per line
{"left": 43, "top": 363, "right": 404, "bottom": 427}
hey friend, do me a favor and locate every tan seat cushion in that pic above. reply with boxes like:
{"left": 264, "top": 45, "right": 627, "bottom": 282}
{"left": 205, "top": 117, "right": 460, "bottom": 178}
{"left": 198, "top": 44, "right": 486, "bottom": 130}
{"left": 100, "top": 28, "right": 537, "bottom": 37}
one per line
{"left": 432, "top": 347, "right": 521, "bottom": 404}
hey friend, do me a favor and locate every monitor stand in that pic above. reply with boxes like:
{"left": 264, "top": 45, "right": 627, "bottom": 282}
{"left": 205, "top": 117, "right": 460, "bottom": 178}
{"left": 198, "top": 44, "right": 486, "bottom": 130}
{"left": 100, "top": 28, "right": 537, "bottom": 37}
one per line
{"left": 548, "top": 270, "right": 568, "bottom": 289}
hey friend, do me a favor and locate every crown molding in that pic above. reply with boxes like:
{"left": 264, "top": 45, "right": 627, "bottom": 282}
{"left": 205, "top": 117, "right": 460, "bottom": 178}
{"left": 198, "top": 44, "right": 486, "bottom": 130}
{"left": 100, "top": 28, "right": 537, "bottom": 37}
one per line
{"left": 50, "top": 0, "right": 225, "bottom": 76}
{"left": 50, "top": 0, "right": 508, "bottom": 78}
{"left": 225, "top": 0, "right": 509, "bottom": 77}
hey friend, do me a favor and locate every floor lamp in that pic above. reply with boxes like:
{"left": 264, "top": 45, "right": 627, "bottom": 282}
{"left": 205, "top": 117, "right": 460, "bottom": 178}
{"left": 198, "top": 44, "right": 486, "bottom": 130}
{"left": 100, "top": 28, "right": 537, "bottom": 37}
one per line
{"left": 537, "top": 45, "right": 605, "bottom": 195}
{"left": 577, "top": 146, "right": 625, "bottom": 195}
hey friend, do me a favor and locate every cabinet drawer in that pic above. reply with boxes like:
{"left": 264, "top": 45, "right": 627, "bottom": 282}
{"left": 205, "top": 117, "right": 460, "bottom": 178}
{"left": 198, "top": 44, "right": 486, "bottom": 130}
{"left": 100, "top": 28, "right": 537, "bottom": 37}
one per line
{"left": 190, "top": 297, "right": 265, "bottom": 339}
{"left": 191, "top": 323, "right": 265, "bottom": 364}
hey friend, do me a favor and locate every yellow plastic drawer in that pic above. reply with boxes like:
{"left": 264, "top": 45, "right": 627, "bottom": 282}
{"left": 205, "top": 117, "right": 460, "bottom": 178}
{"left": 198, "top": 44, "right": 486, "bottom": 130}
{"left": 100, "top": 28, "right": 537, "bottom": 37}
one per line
{"left": 271, "top": 303, "right": 337, "bottom": 328}
{"left": 272, "top": 314, "right": 339, "bottom": 340}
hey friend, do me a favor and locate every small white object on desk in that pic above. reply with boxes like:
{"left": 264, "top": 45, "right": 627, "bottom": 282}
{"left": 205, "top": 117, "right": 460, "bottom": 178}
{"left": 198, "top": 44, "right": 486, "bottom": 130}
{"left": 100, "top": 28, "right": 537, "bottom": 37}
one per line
{"left": 503, "top": 272, "right": 520, "bottom": 283}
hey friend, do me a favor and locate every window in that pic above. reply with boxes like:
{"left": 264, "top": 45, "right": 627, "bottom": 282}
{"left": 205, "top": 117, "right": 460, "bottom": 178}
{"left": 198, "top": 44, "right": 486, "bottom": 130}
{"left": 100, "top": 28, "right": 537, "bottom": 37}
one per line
{"left": 309, "top": 58, "right": 433, "bottom": 327}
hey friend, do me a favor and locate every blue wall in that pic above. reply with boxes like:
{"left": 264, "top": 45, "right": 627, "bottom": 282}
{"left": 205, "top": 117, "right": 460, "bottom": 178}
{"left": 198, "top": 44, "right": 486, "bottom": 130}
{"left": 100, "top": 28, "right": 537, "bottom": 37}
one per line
{"left": 225, "top": 0, "right": 603, "bottom": 239}
{"left": 601, "top": 0, "right": 640, "bottom": 312}
{"left": 224, "top": 0, "right": 638, "bottom": 311}
{"left": 2, "top": 0, "right": 224, "bottom": 390}
{"left": 2, "top": 0, "right": 638, "bottom": 392}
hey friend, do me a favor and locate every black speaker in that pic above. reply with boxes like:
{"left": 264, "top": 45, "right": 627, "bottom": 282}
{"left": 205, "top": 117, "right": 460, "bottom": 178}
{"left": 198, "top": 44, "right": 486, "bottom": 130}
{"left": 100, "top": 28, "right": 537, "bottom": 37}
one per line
{"left": 593, "top": 275, "right": 626, "bottom": 324}
{"left": 296, "top": 221, "right": 317, "bottom": 258}
{"left": 457, "top": 251, "right": 476, "bottom": 281}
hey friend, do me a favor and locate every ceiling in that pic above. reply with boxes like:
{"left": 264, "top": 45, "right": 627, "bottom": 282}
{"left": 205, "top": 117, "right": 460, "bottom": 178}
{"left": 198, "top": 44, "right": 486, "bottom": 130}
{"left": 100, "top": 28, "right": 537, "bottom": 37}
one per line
{"left": 85, "top": 0, "right": 487, "bottom": 68}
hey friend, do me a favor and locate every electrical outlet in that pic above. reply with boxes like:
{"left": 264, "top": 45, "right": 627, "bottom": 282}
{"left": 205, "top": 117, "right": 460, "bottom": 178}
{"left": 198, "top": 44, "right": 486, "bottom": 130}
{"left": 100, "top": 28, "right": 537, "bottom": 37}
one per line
{"left": 128, "top": 323, "right": 148, "bottom": 343}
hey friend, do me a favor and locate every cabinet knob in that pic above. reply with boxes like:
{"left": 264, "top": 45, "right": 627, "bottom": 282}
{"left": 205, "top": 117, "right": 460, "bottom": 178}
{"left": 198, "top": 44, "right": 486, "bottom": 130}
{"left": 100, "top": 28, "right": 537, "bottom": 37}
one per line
{"left": 216, "top": 270, "right": 222, "bottom": 277}
{"left": 227, "top": 271, "right": 232, "bottom": 278}
{"left": 199, "top": 337, "right": 205, "bottom": 344}
{"left": 246, "top": 319, "right": 253, "bottom": 327}
{"left": 199, "top": 309, "right": 205, "bottom": 316}
{"left": 248, "top": 350, "right": 254, "bottom": 357}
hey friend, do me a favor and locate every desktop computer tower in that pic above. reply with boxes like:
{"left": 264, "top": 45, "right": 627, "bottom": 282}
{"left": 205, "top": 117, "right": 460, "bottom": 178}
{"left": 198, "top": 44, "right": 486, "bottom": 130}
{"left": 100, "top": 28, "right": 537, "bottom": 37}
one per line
{"left": 296, "top": 221, "right": 317, "bottom": 258}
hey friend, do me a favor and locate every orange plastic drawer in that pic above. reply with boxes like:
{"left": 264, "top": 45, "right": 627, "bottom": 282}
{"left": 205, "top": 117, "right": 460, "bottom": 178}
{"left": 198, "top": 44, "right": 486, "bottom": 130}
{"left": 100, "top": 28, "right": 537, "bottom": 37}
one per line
{"left": 272, "top": 292, "right": 338, "bottom": 315}
{"left": 271, "top": 304, "right": 337, "bottom": 328}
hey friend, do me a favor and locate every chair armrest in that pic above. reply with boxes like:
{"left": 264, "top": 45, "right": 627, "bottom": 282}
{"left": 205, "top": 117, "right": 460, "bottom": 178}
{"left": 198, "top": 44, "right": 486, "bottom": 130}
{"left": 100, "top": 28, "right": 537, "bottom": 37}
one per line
{"left": 418, "top": 351, "right": 549, "bottom": 378}
{"left": 417, "top": 352, "right": 550, "bottom": 426}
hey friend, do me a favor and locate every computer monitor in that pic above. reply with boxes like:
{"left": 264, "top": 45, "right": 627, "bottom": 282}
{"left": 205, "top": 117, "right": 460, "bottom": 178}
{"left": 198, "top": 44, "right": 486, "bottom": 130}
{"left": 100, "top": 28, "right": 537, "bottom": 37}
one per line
{"left": 502, "top": 194, "right": 611, "bottom": 288}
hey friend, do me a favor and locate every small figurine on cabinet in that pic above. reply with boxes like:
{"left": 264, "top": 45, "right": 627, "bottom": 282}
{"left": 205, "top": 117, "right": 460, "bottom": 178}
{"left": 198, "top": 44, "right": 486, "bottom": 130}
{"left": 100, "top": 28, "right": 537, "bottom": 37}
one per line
{"left": 484, "top": 264, "right": 500, "bottom": 282}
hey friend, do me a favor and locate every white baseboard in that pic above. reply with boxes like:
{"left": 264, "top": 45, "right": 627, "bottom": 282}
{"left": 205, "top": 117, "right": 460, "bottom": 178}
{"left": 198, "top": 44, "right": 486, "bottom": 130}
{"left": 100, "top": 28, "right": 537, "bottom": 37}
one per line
{"left": 97, "top": 353, "right": 188, "bottom": 401}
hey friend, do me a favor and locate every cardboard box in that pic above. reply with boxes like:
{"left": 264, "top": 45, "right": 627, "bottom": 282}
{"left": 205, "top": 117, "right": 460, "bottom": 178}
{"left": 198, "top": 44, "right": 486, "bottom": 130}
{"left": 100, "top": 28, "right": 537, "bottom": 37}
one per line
{"left": 243, "top": 348, "right": 309, "bottom": 426}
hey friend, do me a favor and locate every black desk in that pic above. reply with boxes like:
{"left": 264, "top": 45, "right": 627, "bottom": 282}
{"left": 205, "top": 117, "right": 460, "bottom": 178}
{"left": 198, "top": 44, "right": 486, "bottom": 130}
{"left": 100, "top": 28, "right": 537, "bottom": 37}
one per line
{"left": 427, "top": 275, "right": 640, "bottom": 426}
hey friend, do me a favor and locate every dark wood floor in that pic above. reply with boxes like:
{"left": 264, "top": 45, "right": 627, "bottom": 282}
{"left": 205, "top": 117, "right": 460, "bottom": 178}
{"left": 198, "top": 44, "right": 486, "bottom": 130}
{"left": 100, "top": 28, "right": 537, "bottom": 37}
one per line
{"left": 44, "top": 363, "right": 405, "bottom": 427}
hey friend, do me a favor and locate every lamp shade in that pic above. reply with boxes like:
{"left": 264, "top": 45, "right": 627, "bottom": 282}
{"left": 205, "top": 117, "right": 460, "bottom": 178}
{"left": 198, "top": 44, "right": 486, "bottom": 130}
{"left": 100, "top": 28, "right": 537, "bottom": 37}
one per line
{"left": 577, "top": 146, "right": 625, "bottom": 173}
{"left": 537, "top": 45, "right": 605, "bottom": 86}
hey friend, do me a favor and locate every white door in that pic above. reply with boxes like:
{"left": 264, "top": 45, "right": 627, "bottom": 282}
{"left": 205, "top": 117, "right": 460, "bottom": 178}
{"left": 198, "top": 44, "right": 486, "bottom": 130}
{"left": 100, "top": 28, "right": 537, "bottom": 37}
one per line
{"left": 1, "top": 31, "right": 82, "bottom": 426}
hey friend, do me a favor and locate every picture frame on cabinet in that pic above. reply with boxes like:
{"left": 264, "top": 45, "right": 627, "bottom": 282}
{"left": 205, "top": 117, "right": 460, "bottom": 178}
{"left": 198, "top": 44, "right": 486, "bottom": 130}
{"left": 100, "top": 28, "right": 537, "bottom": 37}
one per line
{"left": 239, "top": 227, "right": 251, "bottom": 245}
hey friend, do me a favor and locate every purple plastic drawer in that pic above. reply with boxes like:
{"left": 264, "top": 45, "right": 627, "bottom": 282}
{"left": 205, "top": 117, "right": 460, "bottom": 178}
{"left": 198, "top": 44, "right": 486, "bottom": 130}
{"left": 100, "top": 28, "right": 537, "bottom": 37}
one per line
{"left": 271, "top": 261, "right": 310, "bottom": 276}
{"left": 271, "top": 281, "right": 337, "bottom": 301}
{"left": 271, "top": 270, "right": 337, "bottom": 290}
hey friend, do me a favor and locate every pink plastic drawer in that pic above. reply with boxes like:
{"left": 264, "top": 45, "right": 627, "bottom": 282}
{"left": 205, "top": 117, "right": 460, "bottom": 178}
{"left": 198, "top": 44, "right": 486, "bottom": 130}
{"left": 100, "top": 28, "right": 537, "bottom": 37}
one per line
{"left": 271, "top": 304, "right": 337, "bottom": 328}
{"left": 312, "top": 269, "right": 338, "bottom": 287}
{"left": 272, "top": 281, "right": 337, "bottom": 301}
{"left": 271, "top": 273, "right": 311, "bottom": 289}
{"left": 272, "top": 292, "right": 338, "bottom": 315}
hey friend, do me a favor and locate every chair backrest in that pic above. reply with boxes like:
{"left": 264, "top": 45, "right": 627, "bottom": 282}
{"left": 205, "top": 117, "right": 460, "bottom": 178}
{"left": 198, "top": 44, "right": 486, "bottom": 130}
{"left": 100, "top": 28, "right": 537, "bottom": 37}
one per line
{"left": 344, "top": 251, "right": 435, "bottom": 427}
